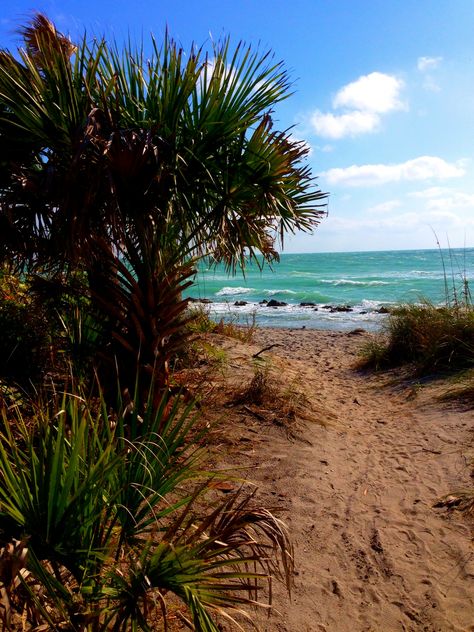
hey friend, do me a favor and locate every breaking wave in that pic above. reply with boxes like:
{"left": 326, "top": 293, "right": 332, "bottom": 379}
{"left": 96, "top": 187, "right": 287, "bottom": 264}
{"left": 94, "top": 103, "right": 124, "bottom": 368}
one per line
{"left": 320, "top": 279, "right": 390, "bottom": 287}
{"left": 215, "top": 286, "right": 255, "bottom": 296}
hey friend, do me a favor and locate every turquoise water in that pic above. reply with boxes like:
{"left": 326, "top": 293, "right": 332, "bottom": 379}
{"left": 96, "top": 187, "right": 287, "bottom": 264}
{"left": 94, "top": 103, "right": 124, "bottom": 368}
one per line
{"left": 187, "top": 248, "right": 474, "bottom": 331}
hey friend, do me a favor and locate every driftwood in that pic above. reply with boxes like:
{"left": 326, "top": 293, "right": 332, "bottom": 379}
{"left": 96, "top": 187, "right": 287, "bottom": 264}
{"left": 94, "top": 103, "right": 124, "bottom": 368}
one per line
{"left": 252, "top": 344, "right": 282, "bottom": 359}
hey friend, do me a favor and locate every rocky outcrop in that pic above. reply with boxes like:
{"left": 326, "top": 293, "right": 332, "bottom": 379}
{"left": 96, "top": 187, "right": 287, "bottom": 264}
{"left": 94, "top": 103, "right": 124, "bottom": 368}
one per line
{"left": 187, "top": 297, "right": 213, "bottom": 304}
{"left": 267, "top": 299, "right": 288, "bottom": 307}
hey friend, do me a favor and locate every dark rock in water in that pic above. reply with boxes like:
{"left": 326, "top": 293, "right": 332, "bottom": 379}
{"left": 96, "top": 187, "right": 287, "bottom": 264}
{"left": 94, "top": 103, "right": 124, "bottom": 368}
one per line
{"left": 360, "top": 311, "right": 367, "bottom": 315}
{"left": 300, "top": 302, "right": 316, "bottom": 307}
{"left": 330, "top": 305, "right": 353, "bottom": 313}
{"left": 376, "top": 306, "right": 390, "bottom": 314}
{"left": 267, "top": 299, "right": 287, "bottom": 307}
{"left": 259, "top": 299, "right": 268, "bottom": 304}
{"left": 234, "top": 301, "right": 248, "bottom": 306}
{"left": 313, "top": 307, "right": 319, "bottom": 311}
{"left": 187, "top": 297, "right": 212, "bottom": 304}
{"left": 322, "top": 305, "right": 332, "bottom": 310}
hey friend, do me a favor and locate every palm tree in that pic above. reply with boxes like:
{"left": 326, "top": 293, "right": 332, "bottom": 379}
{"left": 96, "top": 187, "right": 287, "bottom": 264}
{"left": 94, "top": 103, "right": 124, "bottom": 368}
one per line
{"left": 0, "top": 15, "right": 327, "bottom": 393}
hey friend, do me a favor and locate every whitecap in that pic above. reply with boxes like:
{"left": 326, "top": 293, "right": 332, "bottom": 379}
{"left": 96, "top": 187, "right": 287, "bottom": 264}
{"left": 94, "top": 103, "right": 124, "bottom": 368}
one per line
{"left": 215, "top": 286, "right": 255, "bottom": 296}
{"left": 265, "top": 289, "right": 298, "bottom": 295}
{"left": 360, "top": 299, "right": 384, "bottom": 309}
{"left": 320, "top": 279, "right": 390, "bottom": 287}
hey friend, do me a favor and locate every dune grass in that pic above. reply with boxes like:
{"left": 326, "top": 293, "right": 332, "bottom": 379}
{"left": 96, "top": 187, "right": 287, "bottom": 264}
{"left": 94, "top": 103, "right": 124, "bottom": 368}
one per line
{"left": 360, "top": 302, "right": 474, "bottom": 375}
{"left": 187, "top": 303, "right": 258, "bottom": 343}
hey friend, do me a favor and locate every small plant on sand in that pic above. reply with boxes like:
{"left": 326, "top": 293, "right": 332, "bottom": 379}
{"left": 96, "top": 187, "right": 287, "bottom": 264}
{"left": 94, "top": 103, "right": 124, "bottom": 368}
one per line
{"left": 235, "top": 360, "right": 273, "bottom": 407}
{"left": 360, "top": 240, "right": 474, "bottom": 377}
{"left": 187, "top": 303, "right": 258, "bottom": 344}
{"left": 438, "top": 369, "right": 474, "bottom": 405}
{"left": 214, "top": 312, "right": 258, "bottom": 344}
{"left": 186, "top": 304, "right": 219, "bottom": 335}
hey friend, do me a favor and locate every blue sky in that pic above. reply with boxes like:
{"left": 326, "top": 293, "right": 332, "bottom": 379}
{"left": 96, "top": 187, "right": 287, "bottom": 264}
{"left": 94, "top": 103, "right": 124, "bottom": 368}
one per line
{"left": 2, "top": 0, "right": 474, "bottom": 253}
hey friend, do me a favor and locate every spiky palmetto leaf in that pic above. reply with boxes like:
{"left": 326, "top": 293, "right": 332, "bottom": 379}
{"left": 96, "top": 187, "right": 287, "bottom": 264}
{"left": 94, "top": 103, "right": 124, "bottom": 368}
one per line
{"left": 0, "top": 384, "right": 293, "bottom": 631}
{"left": 106, "top": 488, "right": 293, "bottom": 632}
{"left": 0, "top": 404, "right": 118, "bottom": 582}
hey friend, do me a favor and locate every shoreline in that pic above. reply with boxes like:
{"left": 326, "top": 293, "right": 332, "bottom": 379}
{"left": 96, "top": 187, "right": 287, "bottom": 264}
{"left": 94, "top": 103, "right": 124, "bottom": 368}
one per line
{"left": 188, "top": 297, "right": 389, "bottom": 332}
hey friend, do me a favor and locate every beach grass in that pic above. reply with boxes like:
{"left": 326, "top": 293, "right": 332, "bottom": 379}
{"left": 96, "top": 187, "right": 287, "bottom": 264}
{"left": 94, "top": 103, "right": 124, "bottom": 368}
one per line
{"left": 360, "top": 302, "right": 474, "bottom": 375}
{"left": 187, "top": 303, "right": 258, "bottom": 343}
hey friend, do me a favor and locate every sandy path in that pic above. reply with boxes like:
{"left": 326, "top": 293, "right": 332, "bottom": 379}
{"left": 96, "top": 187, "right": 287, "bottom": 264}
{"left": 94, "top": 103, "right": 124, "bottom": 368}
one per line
{"left": 243, "top": 329, "right": 474, "bottom": 632}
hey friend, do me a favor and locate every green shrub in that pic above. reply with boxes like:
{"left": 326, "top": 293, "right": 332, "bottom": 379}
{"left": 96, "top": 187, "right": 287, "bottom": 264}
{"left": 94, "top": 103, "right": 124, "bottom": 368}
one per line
{"left": 0, "top": 383, "right": 293, "bottom": 631}
{"left": 361, "top": 302, "right": 474, "bottom": 374}
{"left": 0, "top": 273, "right": 50, "bottom": 384}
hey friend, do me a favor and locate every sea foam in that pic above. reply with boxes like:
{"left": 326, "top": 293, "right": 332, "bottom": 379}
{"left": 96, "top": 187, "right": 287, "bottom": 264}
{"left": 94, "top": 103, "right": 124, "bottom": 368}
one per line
{"left": 320, "top": 279, "right": 390, "bottom": 286}
{"left": 215, "top": 286, "right": 255, "bottom": 296}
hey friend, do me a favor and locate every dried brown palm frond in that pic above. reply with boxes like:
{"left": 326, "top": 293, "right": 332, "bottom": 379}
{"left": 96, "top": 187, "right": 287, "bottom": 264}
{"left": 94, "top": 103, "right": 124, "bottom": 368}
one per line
{"left": 433, "top": 490, "right": 474, "bottom": 516}
{"left": 0, "top": 539, "right": 29, "bottom": 629}
{"left": 19, "top": 13, "right": 76, "bottom": 64}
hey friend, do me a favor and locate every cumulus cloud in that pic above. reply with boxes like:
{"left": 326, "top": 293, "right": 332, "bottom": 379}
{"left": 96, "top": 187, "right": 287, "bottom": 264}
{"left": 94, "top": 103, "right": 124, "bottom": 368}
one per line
{"left": 408, "top": 187, "right": 474, "bottom": 214}
{"left": 310, "top": 72, "right": 405, "bottom": 139}
{"left": 321, "top": 156, "right": 465, "bottom": 187}
{"left": 333, "top": 72, "right": 405, "bottom": 113}
{"left": 417, "top": 56, "right": 443, "bottom": 72}
{"left": 311, "top": 110, "right": 379, "bottom": 139}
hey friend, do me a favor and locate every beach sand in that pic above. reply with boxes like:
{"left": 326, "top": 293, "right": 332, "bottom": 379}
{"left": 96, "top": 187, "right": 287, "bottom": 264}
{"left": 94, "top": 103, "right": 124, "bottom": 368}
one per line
{"left": 193, "top": 327, "right": 474, "bottom": 632}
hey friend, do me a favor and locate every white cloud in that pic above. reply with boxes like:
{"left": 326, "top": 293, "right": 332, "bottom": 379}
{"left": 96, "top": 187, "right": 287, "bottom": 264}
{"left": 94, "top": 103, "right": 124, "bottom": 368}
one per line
{"left": 310, "top": 72, "right": 405, "bottom": 139}
{"left": 417, "top": 56, "right": 443, "bottom": 72}
{"left": 333, "top": 72, "right": 405, "bottom": 113}
{"left": 311, "top": 110, "right": 379, "bottom": 139}
{"left": 409, "top": 187, "right": 450, "bottom": 199}
{"left": 367, "top": 200, "right": 401, "bottom": 214}
{"left": 409, "top": 187, "right": 474, "bottom": 213}
{"left": 321, "top": 156, "right": 465, "bottom": 187}
{"left": 324, "top": 210, "right": 474, "bottom": 234}
{"left": 425, "top": 191, "right": 474, "bottom": 211}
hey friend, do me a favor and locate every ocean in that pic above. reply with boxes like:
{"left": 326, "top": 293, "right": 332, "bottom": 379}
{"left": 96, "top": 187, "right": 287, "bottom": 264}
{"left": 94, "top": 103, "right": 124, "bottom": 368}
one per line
{"left": 186, "top": 248, "right": 474, "bottom": 331}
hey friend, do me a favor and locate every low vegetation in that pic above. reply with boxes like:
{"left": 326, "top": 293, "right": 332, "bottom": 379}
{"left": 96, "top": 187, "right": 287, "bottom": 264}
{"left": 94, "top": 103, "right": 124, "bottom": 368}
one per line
{"left": 0, "top": 385, "right": 293, "bottom": 630}
{"left": 187, "top": 305, "right": 258, "bottom": 344}
{"left": 361, "top": 302, "right": 474, "bottom": 375}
